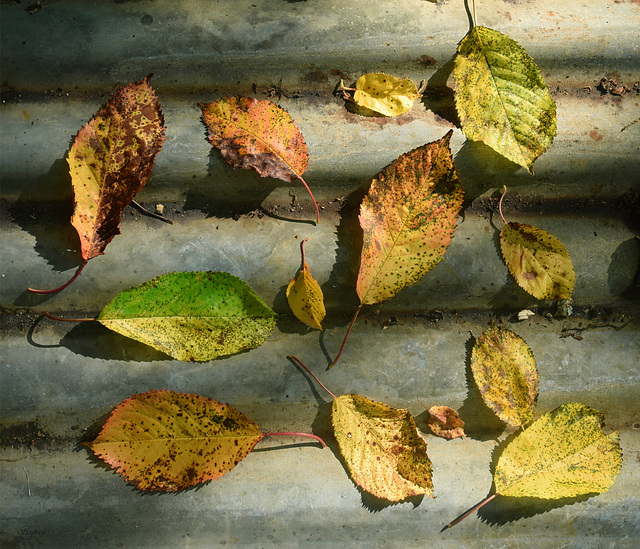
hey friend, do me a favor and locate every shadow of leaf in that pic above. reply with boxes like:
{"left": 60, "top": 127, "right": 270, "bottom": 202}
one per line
{"left": 608, "top": 237, "right": 640, "bottom": 300}
{"left": 421, "top": 54, "right": 460, "bottom": 128}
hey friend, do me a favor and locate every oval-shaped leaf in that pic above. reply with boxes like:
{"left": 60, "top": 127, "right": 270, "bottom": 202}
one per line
{"left": 471, "top": 325, "right": 538, "bottom": 427}
{"left": 452, "top": 26, "right": 556, "bottom": 173}
{"left": 87, "top": 390, "right": 264, "bottom": 492}
{"left": 349, "top": 73, "right": 419, "bottom": 117}
{"left": 332, "top": 394, "right": 433, "bottom": 501}
{"left": 286, "top": 241, "right": 325, "bottom": 330}
{"left": 426, "top": 406, "right": 465, "bottom": 440}
{"left": 356, "top": 130, "right": 464, "bottom": 305}
{"left": 69, "top": 74, "right": 166, "bottom": 261}
{"left": 500, "top": 222, "right": 575, "bottom": 301}
{"left": 98, "top": 271, "right": 277, "bottom": 361}
{"left": 495, "top": 403, "right": 622, "bottom": 499}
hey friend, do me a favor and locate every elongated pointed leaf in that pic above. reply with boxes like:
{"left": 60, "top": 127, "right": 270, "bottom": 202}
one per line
{"left": 347, "top": 73, "right": 420, "bottom": 117}
{"left": 286, "top": 246, "right": 325, "bottom": 330}
{"left": 87, "top": 390, "right": 264, "bottom": 491}
{"left": 69, "top": 75, "right": 166, "bottom": 261}
{"left": 332, "top": 394, "right": 433, "bottom": 501}
{"left": 98, "top": 271, "right": 277, "bottom": 361}
{"left": 500, "top": 222, "right": 575, "bottom": 300}
{"left": 495, "top": 403, "right": 622, "bottom": 499}
{"left": 357, "top": 131, "right": 463, "bottom": 305}
{"left": 471, "top": 326, "right": 539, "bottom": 427}
{"left": 452, "top": 26, "right": 556, "bottom": 173}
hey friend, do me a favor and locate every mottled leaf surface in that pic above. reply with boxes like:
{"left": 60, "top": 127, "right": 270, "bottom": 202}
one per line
{"left": 500, "top": 222, "right": 575, "bottom": 300}
{"left": 286, "top": 241, "right": 325, "bottom": 330}
{"left": 452, "top": 26, "right": 556, "bottom": 173}
{"left": 471, "top": 326, "right": 538, "bottom": 427}
{"left": 332, "top": 394, "right": 433, "bottom": 501}
{"left": 495, "top": 403, "right": 622, "bottom": 498}
{"left": 69, "top": 75, "right": 166, "bottom": 260}
{"left": 426, "top": 406, "right": 465, "bottom": 439}
{"left": 357, "top": 131, "right": 463, "bottom": 305}
{"left": 87, "top": 390, "right": 264, "bottom": 492}
{"left": 98, "top": 271, "right": 277, "bottom": 361}
{"left": 347, "top": 73, "right": 419, "bottom": 117}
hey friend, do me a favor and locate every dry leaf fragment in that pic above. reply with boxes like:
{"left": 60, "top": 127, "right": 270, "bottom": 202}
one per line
{"left": 426, "top": 406, "right": 465, "bottom": 439}
{"left": 286, "top": 238, "right": 326, "bottom": 330}
{"left": 470, "top": 325, "right": 539, "bottom": 427}
{"left": 341, "top": 73, "right": 420, "bottom": 117}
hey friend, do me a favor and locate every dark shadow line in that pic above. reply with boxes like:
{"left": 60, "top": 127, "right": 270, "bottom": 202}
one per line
{"left": 26, "top": 314, "right": 63, "bottom": 349}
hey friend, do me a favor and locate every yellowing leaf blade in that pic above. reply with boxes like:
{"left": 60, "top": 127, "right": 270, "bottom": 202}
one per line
{"left": 98, "top": 271, "right": 277, "bottom": 361}
{"left": 452, "top": 26, "right": 556, "bottom": 173}
{"left": 426, "top": 406, "right": 465, "bottom": 439}
{"left": 356, "top": 131, "right": 463, "bottom": 305}
{"left": 500, "top": 222, "right": 575, "bottom": 300}
{"left": 351, "top": 73, "right": 419, "bottom": 117}
{"left": 286, "top": 265, "right": 326, "bottom": 330}
{"left": 471, "top": 326, "right": 539, "bottom": 427}
{"left": 332, "top": 394, "right": 433, "bottom": 501}
{"left": 88, "top": 390, "right": 264, "bottom": 492}
{"left": 495, "top": 403, "right": 622, "bottom": 499}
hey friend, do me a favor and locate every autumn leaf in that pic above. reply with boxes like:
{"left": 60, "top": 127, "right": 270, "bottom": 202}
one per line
{"left": 98, "top": 271, "right": 277, "bottom": 361}
{"left": 286, "top": 238, "right": 325, "bottom": 330}
{"left": 29, "top": 75, "right": 166, "bottom": 293}
{"left": 445, "top": 403, "right": 622, "bottom": 528}
{"left": 339, "top": 73, "right": 420, "bottom": 117}
{"left": 470, "top": 326, "right": 539, "bottom": 427}
{"left": 357, "top": 130, "right": 464, "bottom": 305}
{"left": 425, "top": 406, "right": 465, "bottom": 439}
{"left": 198, "top": 96, "right": 319, "bottom": 222}
{"left": 452, "top": 26, "right": 556, "bottom": 173}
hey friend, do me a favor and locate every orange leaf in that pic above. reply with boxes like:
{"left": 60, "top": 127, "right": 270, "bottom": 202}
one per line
{"left": 426, "top": 406, "right": 465, "bottom": 439}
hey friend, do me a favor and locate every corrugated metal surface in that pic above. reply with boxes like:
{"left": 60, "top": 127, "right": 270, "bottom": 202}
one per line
{"left": 1, "top": 1, "right": 639, "bottom": 547}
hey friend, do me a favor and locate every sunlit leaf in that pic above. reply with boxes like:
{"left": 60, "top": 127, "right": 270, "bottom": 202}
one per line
{"left": 87, "top": 390, "right": 264, "bottom": 492}
{"left": 286, "top": 239, "right": 325, "bottom": 330}
{"left": 425, "top": 406, "right": 465, "bottom": 439}
{"left": 341, "top": 73, "right": 420, "bottom": 117}
{"left": 452, "top": 26, "right": 556, "bottom": 173}
{"left": 500, "top": 222, "right": 575, "bottom": 301}
{"left": 98, "top": 271, "right": 277, "bottom": 361}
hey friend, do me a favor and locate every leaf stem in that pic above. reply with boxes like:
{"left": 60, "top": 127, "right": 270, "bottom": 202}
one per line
{"left": 300, "top": 237, "right": 309, "bottom": 268}
{"left": 28, "top": 260, "right": 88, "bottom": 294}
{"left": 498, "top": 185, "right": 507, "bottom": 225}
{"left": 287, "top": 354, "right": 336, "bottom": 399}
{"left": 262, "top": 431, "right": 326, "bottom": 448}
{"left": 328, "top": 304, "right": 362, "bottom": 369}
{"left": 131, "top": 200, "right": 173, "bottom": 224}
{"left": 442, "top": 493, "right": 496, "bottom": 531}
{"left": 42, "top": 311, "right": 95, "bottom": 322}
{"left": 297, "top": 174, "right": 320, "bottom": 224}
{"left": 472, "top": 0, "right": 477, "bottom": 28}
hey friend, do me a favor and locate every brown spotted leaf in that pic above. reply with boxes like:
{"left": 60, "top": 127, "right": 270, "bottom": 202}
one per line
{"left": 69, "top": 75, "right": 166, "bottom": 261}
{"left": 356, "top": 130, "right": 464, "bottom": 305}
{"left": 471, "top": 326, "right": 539, "bottom": 427}
{"left": 286, "top": 239, "right": 325, "bottom": 330}
{"left": 426, "top": 406, "right": 465, "bottom": 439}
{"left": 332, "top": 394, "right": 433, "bottom": 501}
{"left": 341, "top": 73, "right": 420, "bottom": 117}
{"left": 500, "top": 222, "right": 575, "bottom": 300}
{"left": 86, "top": 390, "right": 264, "bottom": 492}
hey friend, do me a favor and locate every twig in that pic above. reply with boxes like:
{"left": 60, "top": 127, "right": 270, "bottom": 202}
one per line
{"left": 131, "top": 200, "right": 173, "bottom": 224}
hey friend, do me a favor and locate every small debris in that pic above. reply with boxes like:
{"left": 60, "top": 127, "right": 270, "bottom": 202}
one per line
{"left": 517, "top": 309, "right": 535, "bottom": 321}
{"left": 155, "top": 203, "right": 164, "bottom": 215}
{"left": 555, "top": 299, "right": 573, "bottom": 318}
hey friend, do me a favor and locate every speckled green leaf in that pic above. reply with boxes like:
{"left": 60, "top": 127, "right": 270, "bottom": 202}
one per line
{"left": 495, "top": 403, "right": 622, "bottom": 498}
{"left": 500, "top": 222, "right": 575, "bottom": 300}
{"left": 332, "top": 394, "right": 433, "bottom": 501}
{"left": 98, "top": 271, "right": 277, "bottom": 361}
{"left": 471, "top": 326, "right": 539, "bottom": 427}
{"left": 356, "top": 130, "right": 464, "bottom": 305}
{"left": 87, "top": 390, "right": 264, "bottom": 491}
{"left": 452, "top": 26, "right": 556, "bottom": 173}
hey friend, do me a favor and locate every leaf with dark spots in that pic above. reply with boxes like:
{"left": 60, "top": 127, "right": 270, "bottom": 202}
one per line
{"left": 425, "top": 406, "right": 465, "bottom": 439}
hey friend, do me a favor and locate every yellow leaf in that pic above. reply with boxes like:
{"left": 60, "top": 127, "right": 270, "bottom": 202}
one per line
{"left": 348, "top": 73, "right": 419, "bottom": 117}
{"left": 470, "top": 326, "right": 539, "bottom": 427}
{"left": 286, "top": 239, "right": 325, "bottom": 330}
{"left": 495, "top": 403, "right": 622, "bottom": 499}
{"left": 332, "top": 394, "right": 433, "bottom": 501}
{"left": 426, "top": 405, "right": 465, "bottom": 439}
{"left": 500, "top": 222, "right": 575, "bottom": 300}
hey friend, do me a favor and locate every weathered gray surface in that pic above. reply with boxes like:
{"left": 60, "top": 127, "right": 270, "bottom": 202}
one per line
{"left": 1, "top": 0, "right": 639, "bottom": 547}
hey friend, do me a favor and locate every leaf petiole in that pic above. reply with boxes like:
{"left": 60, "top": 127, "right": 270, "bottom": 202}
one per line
{"left": 442, "top": 493, "right": 496, "bottom": 531}
{"left": 262, "top": 431, "right": 326, "bottom": 448}
{"left": 42, "top": 311, "right": 95, "bottom": 322}
{"left": 297, "top": 174, "right": 320, "bottom": 224}
{"left": 287, "top": 354, "right": 336, "bottom": 399}
{"left": 28, "top": 260, "right": 88, "bottom": 294}
{"left": 498, "top": 185, "right": 507, "bottom": 224}
{"left": 328, "top": 304, "right": 362, "bottom": 369}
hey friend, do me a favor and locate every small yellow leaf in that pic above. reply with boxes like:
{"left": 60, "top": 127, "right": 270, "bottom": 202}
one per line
{"left": 495, "top": 403, "right": 622, "bottom": 499}
{"left": 349, "top": 73, "right": 419, "bottom": 117}
{"left": 332, "top": 394, "right": 433, "bottom": 501}
{"left": 500, "top": 222, "right": 575, "bottom": 300}
{"left": 426, "top": 406, "right": 465, "bottom": 439}
{"left": 471, "top": 326, "right": 539, "bottom": 427}
{"left": 286, "top": 239, "right": 326, "bottom": 330}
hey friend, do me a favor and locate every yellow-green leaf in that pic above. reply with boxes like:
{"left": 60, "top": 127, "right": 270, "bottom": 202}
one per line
{"left": 345, "top": 73, "right": 419, "bottom": 117}
{"left": 87, "top": 390, "right": 264, "bottom": 492}
{"left": 98, "top": 271, "right": 277, "bottom": 361}
{"left": 500, "top": 222, "right": 575, "bottom": 300}
{"left": 286, "top": 239, "right": 325, "bottom": 330}
{"left": 452, "top": 26, "right": 557, "bottom": 173}
{"left": 470, "top": 326, "right": 539, "bottom": 427}
{"left": 356, "top": 130, "right": 464, "bottom": 305}
{"left": 495, "top": 403, "right": 622, "bottom": 498}
{"left": 332, "top": 394, "right": 433, "bottom": 501}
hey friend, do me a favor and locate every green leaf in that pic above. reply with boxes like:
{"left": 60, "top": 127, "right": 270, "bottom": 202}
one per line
{"left": 470, "top": 326, "right": 539, "bottom": 427}
{"left": 98, "top": 271, "right": 277, "bottom": 361}
{"left": 452, "top": 26, "right": 556, "bottom": 173}
{"left": 495, "top": 403, "right": 622, "bottom": 499}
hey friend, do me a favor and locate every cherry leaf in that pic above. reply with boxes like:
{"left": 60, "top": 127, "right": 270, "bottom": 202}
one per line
{"left": 98, "top": 271, "right": 277, "bottom": 361}
{"left": 86, "top": 390, "right": 264, "bottom": 492}
{"left": 426, "top": 406, "right": 465, "bottom": 439}
{"left": 342, "top": 73, "right": 420, "bottom": 117}
{"left": 286, "top": 239, "right": 325, "bottom": 330}
{"left": 357, "top": 130, "right": 464, "bottom": 305}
